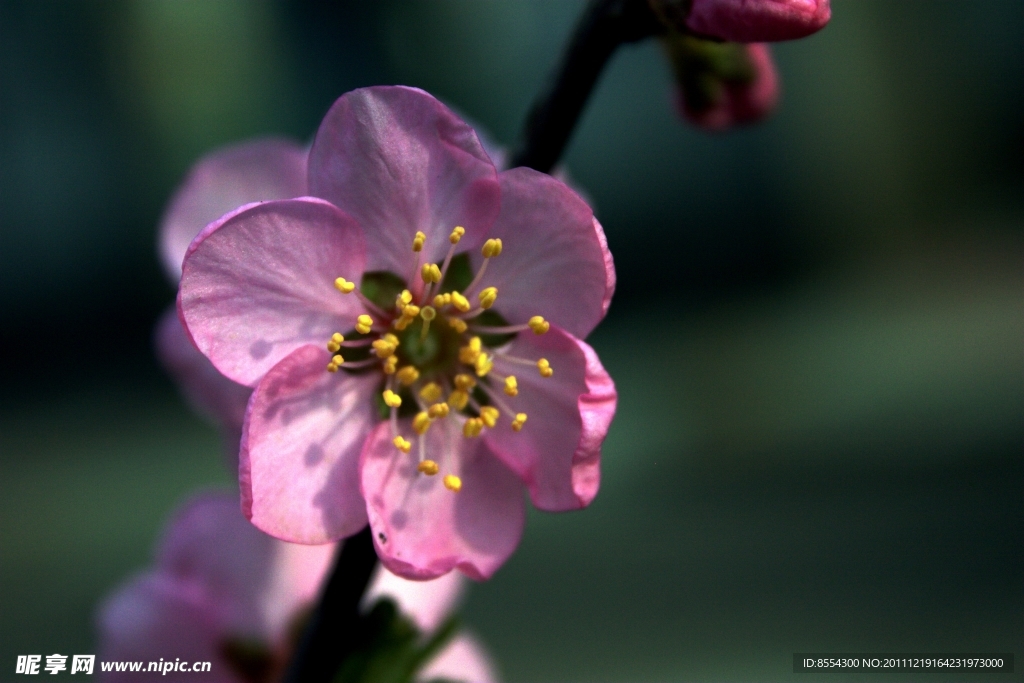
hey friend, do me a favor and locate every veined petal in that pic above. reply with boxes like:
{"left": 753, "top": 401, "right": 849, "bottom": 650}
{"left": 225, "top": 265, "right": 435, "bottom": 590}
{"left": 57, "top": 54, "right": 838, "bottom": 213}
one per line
{"left": 241, "top": 345, "right": 379, "bottom": 545}
{"left": 180, "top": 198, "right": 367, "bottom": 387}
{"left": 159, "top": 138, "right": 307, "bottom": 283}
{"left": 361, "top": 420, "right": 525, "bottom": 581}
{"left": 154, "top": 307, "right": 251, "bottom": 467}
{"left": 308, "top": 86, "right": 500, "bottom": 276}
{"left": 477, "top": 167, "right": 615, "bottom": 339}
{"left": 487, "top": 325, "right": 616, "bottom": 511}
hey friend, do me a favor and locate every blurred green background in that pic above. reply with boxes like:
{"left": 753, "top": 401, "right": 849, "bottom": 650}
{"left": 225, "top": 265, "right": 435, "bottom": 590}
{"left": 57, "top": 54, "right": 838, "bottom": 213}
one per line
{"left": 1, "top": 1, "right": 1021, "bottom": 681}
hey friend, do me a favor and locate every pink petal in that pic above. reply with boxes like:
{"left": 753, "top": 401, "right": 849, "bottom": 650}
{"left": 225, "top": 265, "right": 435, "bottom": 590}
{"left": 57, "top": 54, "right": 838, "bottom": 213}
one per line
{"left": 154, "top": 307, "right": 251, "bottom": 466}
{"left": 679, "top": 43, "right": 779, "bottom": 131}
{"left": 486, "top": 326, "right": 616, "bottom": 511}
{"left": 364, "top": 565, "right": 465, "bottom": 633}
{"left": 361, "top": 420, "right": 525, "bottom": 581}
{"left": 157, "top": 492, "right": 334, "bottom": 641}
{"left": 308, "top": 86, "right": 500, "bottom": 277}
{"left": 418, "top": 633, "right": 499, "bottom": 683}
{"left": 475, "top": 167, "right": 614, "bottom": 339}
{"left": 97, "top": 574, "right": 236, "bottom": 683}
{"left": 159, "top": 138, "right": 307, "bottom": 283}
{"left": 687, "top": 0, "right": 831, "bottom": 42}
{"left": 179, "top": 197, "right": 367, "bottom": 387}
{"left": 241, "top": 345, "right": 380, "bottom": 544}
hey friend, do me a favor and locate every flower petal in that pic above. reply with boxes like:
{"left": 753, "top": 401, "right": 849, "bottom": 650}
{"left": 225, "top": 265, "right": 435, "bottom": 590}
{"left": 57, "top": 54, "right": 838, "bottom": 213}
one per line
{"left": 361, "top": 420, "right": 525, "bottom": 581}
{"left": 308, "top": 86, "right": 500, "bottom": 277}
{"left": 180, "top": 197, "right": 367, "bottom": 387}
{"left": 364, "top": 565, "right": 465, "bottom": 633}
{"left": 417, "top": 633, "right": 499, "bottom": 683}
{"left": 241, "top": 345, "right": 379, "bottom": 544}
{"left": 475, "top": 167, "right": 615, "bottom": 339}
{"left": 159, "top": 138, "right": 307, "bottom": 283}
{"left": 157, "top": 492, "right": 334, "bottom": 641}
{"left": 155, "top": 307, "right": 251, "bottom": 467}
{"left": 487, "top": 325, "right": 616, "bottom": 511}
{"left": 686, "top": 0, "right": 831, "bottom": 42}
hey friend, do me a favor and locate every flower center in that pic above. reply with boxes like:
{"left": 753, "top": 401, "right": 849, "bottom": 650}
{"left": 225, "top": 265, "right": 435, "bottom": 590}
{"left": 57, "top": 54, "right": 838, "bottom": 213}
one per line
{"left": 325, "top": 227, "right": 554, "bottom": 493}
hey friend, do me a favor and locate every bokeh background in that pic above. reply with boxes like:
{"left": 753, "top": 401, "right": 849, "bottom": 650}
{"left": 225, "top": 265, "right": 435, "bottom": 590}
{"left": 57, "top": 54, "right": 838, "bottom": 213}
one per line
{"left": 1, "top": 1, "right": 1021, "bottom": 681}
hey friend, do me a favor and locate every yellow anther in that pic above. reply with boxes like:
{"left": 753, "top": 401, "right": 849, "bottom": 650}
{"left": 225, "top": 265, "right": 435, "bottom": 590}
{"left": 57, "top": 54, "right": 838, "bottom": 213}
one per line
{"left": 481, "top": 238, "right": 503, "bottom": 258}
{"left": 413, "top": 411, "right": 431, "bottom": 435}
{"left": 402, "top": 304, "right": 420, "bottom": 319}
{"left": 459, "top": 337, "right": 482, "bottom": 364}
{"left": 463, "top": 418, "right": 483, "bottom": 438}
{"left": 448, "top": 389, "right": 469, "bottom": 410}
{"left": 421, "top": 263, "right": 442, "bottom": 284}
{"left": 420, "top": 306, "right": 436, "bottom": 321}
{"left": 479, "top": 405, "right": 499, "bottom": 428}
{"left": 393, "top": 436, "right": 412, "bottom": 453}
{"left": 475, "top": 353, "right": 493, "bottom": 377}
{"left": 528, "top": 316, "right": 550, "bottom": 335}
{"left": 504, "top": 375, "right": 518, "bottom": 397}
{"left": 334, "top": 277, "right": 356, "bottom": 294}
{"left": 332, "top": 354, "right": 344, "bottom": 365}
{"left": 327, "top": 337, "right": 342, "bottom": 353}
{"left": 432, "top": 293, "right": 449, "bottom": 308}
{"left": 394, "top": 316, "right": 413, "bottom": 331}
{"left": 478, "top": 287, "right": 498, "bottom": 309}
{"left": 382, "top": 390, "right": 402, "bottom": 409}
{"left": 418, "top": 460, "right": 439, "bottom": 476}
{"left": 450, "top": 291, "right": 470, "bottom": 312}
{"left": 356, "top": 315, "right": 373, "bottom": 335}
{"left": 332, "top": 332, "right": 345, "bottom": 344}
{"left": 419, "top": 382, "right": 443, "bottom": 403}
{"left": 372, "top": 339, "right": 396, "bottom": 358}
{"left": 448, "top": 317, "right": 468, "bottom": 334}
{"left": 412, "top": 231, "right": 426, "bottom": 252}
{"left": 537, "top": 358, "right": 553, "bottom": 377}
{"left": 454, "top": 373, "right": 477, "bottom": 390}
{"left": 428, "top": 402, "right": 450, "bottom": 419}
{"left": 327, "top": 362, "right": 340, "bottom": 373}
{"left": 512, "top": 412, "right": 528, "bottom": 431}
{"left": 396, "top": 289, "right": 413, "bottom": 308}
{"left": 382, "top": 333, "right": 399, "bottom": 346}
{"left": 449, "top": 226, "right": 465, "bottom": 244}
{"left": 443, "top": 474, "right": 462, "bottom": 492}
{"left": 382, "top": 356, "right": 398, "bottom": 374}
{"left": 396, "top": 366, "right": 420, "bottom": 386}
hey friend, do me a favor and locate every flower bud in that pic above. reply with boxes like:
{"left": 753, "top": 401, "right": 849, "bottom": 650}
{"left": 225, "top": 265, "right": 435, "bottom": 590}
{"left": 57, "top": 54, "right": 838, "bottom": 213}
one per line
{"left": 649, "top": 0, "right": 831, "bottom": 43}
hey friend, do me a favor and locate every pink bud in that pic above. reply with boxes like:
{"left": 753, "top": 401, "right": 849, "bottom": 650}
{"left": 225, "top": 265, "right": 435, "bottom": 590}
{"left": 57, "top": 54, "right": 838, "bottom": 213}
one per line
{"left": 686, "top": 0, "right": 831, "bottom": 42}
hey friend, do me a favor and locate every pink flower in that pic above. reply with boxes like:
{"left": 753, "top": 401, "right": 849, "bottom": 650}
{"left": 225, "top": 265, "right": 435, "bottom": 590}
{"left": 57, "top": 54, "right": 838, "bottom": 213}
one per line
{"left": 670, "top": 41, "right": 779, "bottom": 131}
{"left": 178, "top": 85, "right": 617, "bottom": 580}
{"left": 682, "top": 0, "right": 831, "bottom": 43}
{"left": 155, "top": 139, "right": 309, "bottom": 461}
{"left": 98, "top": 492, "right": 497, "bottom": 682}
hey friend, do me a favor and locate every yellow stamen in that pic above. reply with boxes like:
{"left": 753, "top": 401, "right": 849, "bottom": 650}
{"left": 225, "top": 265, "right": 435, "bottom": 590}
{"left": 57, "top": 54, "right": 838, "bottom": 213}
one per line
{"left": 448, "top": 389, "right": 469, "bottom": 410}
{"left": 512, "top": 412, "right": 528, "bottom": 431}
{"left": 459, "top": 337, "right": 482, "bottom": 364}
{"left": 478, "top": 287, "right": 498, "bottom": 309}
{"left": 474, "top": 353, "right": 493, "bottom": 377}
{"left": 421, "top": 263, "right": 442, "bottom": 284}
{"left": 448, "top": 317, "right": 468, "bottom": 334}
{"left": 412, "top": 231, "right": 426, "bottom": 252}
{"left": 428, "top": 402, "right": 450, "bottom": 419}
{"left": 327, "top": 331, "right": 344, "bottom": 352}
{"left": 402, "top": 304, "right": 420, "bottom": 319}
{"left": 449, "top": 226, "right": 465, "bottom": 244}
{"left": 481, "top": 238, "right": 503, "bottom": 258}
{"left": 326, "top": 353, "right": 345, "bottom": 372}
{"left": 396, "top": 289, "right": 413, "bottom": 308}
{"left": 356, "top": 315, "right": 373, "bottom": 335}
{"left": 372, "top": 339, "right": 396, "bottom": 358}
{"left": 454, "top": 373, "right": 477, "bottom": 391}
{"left": 382, "top": 390, "right": 402, "bottom": 408}
{"left": 432, "top": 293, "right": 451, "bottom": 308}
{"left": 419, "top": 382, "right": 443, "bottom": 403}
{"left": 450, "top": 291, "right": 471, "bottom": 312}
{"left": 396, "top": 366, "right": 420, "bottom": 386}
{"left": 463, "top": 418, "right": 483, "bottom": 438}
{"left": 528, "top": 316, "right": 550, "bottom": 335}
{"left": 480, "top": 405, "right": 499, "bottom": 428}
{"left": 393, "top": 436, "right": 412, "bottom": 453}
{"left": 413, "top": 411, "right": 431, "bottom": 435}
{"left": 382, "top": 333, "right": 399, "bottom": 346}
{"left": 537, "top": 358, "right": 553, "bottom": 377}
{"left": 418, "top": 460, "right": 439, "bottom": 475}
{"left": 382, "top": 356, "right": 398, "bottom": 374}
{"left": 443, "top": 474, "right": 462, "bottom": 492}
{"left": 504, "top": 375, "right": 518, "bottom": 397}
{"left": 334, "top": 277, "right": 356, "bottom": 294}
{"left": 394, "top": 316, "right": 413, "bottom": 331}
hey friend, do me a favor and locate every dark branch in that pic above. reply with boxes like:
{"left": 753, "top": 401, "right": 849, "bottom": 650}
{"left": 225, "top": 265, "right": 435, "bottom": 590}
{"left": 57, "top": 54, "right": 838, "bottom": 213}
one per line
{"left": 508, "top": 0, "right": 664, "bottom": 173}
{"left": 282, "top": 526, "right": 378, "bottom": 683}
